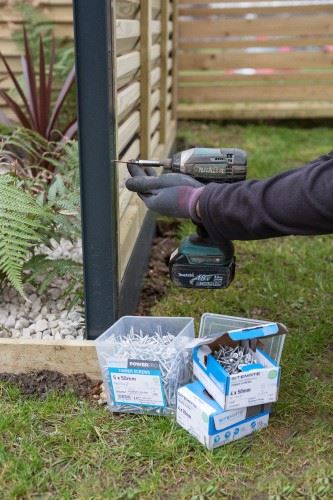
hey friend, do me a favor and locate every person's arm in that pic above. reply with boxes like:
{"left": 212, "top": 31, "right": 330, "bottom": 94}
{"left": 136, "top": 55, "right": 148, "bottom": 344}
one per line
{"left": 198, "top": 153, "right": 333, "bottom": 241}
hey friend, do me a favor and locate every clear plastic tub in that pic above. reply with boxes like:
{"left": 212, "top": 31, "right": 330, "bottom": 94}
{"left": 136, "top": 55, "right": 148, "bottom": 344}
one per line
{"left": 198, "top": 313, "right": 286, "bottom": 363}
{"left": 96, "top": 316, "right": 195, "bottom": 416}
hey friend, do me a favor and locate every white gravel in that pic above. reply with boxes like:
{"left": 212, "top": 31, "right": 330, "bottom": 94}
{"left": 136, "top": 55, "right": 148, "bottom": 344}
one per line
{"left": 0, "top": 239, "right": 85, "bottom": 340}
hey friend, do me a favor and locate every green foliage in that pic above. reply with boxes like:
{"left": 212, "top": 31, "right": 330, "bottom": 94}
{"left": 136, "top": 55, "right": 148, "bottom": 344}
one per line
{"left": 0, "top": 129, "right": 82, "bottom": 302}
{"left": 0, "top": 174, "right": 51, "bottom": 297}
{"left": 1, "top": 127, "right": 55, "bottom": 180}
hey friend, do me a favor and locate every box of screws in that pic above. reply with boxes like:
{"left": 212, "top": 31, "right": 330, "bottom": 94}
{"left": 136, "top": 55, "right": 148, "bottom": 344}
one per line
{"left": 177, "top": 381, "right": 271, "bottom": 449}
{"left": 192, "top": 318, "right": 287, "bottom": 410}
{"left": 96, "top": 316, "right": 195, "bottom": 415}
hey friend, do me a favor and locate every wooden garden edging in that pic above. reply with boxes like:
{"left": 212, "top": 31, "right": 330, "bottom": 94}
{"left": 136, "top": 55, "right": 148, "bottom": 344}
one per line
{"left": 0, "top": 338, "right": 101, "bottom": 380}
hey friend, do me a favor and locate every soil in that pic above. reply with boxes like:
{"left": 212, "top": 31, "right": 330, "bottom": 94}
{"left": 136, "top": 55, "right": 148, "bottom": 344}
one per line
{"left": 0, "top": 220, "right": 179, "bottom": 402}
{"left": 0, "top": 370, "right": 102, "bottom": 401}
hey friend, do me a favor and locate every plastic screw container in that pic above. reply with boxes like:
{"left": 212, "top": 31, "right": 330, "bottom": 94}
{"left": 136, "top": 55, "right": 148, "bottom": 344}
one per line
{"left": 96, "top": 316, "right": 195, "bottom": 416}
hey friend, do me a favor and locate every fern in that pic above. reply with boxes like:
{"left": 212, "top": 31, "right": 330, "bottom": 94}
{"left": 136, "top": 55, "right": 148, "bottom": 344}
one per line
{"left": 0, "top": 134, "right": 82, "bottom": 300}
{"left": 0, "top": 174, "right": 52, "bottom": 296}
{"left": 44, "top": 141, "right": 81, "bottom": 240}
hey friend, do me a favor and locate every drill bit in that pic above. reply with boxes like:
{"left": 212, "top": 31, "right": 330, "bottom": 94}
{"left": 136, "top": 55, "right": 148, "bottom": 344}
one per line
{"left": 111, "top": 159, "right": 171, "bottom": 168}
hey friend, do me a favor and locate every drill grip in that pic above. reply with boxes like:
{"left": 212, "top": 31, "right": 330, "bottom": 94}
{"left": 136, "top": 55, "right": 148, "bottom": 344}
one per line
{"left": 191, "top": 225, "right": 235, "bottom": 260}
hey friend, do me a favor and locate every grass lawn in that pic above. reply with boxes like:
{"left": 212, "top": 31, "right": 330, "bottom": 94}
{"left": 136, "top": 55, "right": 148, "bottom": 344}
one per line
{"left": 1, "top": 121, "right": 333, "bottom": 499}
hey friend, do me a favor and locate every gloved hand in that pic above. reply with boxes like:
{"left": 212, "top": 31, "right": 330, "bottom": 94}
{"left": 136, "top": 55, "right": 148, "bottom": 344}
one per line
{"left": 126, "top": 163, "right": 204, "bottom": 221}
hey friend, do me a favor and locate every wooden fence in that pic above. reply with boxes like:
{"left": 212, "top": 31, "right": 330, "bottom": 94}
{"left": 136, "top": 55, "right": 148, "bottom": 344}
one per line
{"left": 178, "top": 0, "right": 333, "bottom": 119}
{"left": 115, "top": 0, "right": 177, "bottom": 278}
{"left": 0, "top": 0, "right": 177, "bottom": 280}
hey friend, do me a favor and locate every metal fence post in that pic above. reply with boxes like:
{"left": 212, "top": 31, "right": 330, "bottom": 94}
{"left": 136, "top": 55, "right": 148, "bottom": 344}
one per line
{"left": 73, "top": 0, "right": 119, "bottom": 340}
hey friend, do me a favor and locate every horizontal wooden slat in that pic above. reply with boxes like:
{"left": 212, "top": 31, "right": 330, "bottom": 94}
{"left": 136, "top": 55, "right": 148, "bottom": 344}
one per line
{"left": 178, "top": 100, "right": 333, "bottom": 119}
{"left": 178, "top": 84, "right": 333, "bottom": 102}
{"left": 116, "top": 38, "right": 140, "bottom": 57}
{"left": 117, "top": 51, "right": 140, "bottom": 79}
{"left": 151, "top": 88, "right": 161, "bottom": 110}
{"left": 0, "top": 56, "right": 21, "bottom": 73}
{"left": 119, "top": 139, "right": 140, "bottom": 219}
{"left": 179, "top": 0, "right": 333, "bottom": 5}
{"left": 151, "top": 109, "right": 160, "bottom": 134}
{"left": 179, "top": 1, "right": 333, "bottom": 16}
{"left": 180, "top": 15, "right": 333, "bottom": 38}
{"left": 119, "top": 197, "right": 147, "bottom": 278}
{"left": 151, "top": 43, "right": 161, "bottom": 61}
{"left": 151, "top": 66, "right": 161, "bottom": 87}
{"left": 179, "top": 36, "right": 333, "bottom": 49}
{"left": 116, "top": 0, "right": 140, "bottom": 19}
{"left": 0, "top": 21, "right": 73, "bottom": 38}
{"left": 179, "top": 70, "right": 333, "bottom": 83}
{"left": 151, "top": 130, "right": 161, "bottom": 157}
{"left": 117, "top": 81, "right": 140, "bottom": 116}
{"left": 35, "top": 1, "right": 73, "bottom": 5}
{"left": 151, "top": 119, "right": 176, "bottom": 159}
{"left": 152, "top": 0, "right": 162, "bottom": 10}
{"left": 116, "top": 19, "right": 140, "bottom": 39}
{"left": 0, "top": 6, "right": 72, "bottom": 23}
{"left": 152, "top": 19, "right": 161, "bottom": 34}
{"left": 118, "top": 111, "right": 140, "bottom": 152}
{"left": 179, "top": 51, "right": 333, "bottom": 70}
{"left": 120, "top": 138, "right": 140, "bottom": 163}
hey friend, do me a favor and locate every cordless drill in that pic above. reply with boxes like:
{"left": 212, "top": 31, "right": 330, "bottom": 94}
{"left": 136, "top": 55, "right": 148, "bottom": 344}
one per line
{"left": 118, "top": 147, "right": 247, "bottom": 289}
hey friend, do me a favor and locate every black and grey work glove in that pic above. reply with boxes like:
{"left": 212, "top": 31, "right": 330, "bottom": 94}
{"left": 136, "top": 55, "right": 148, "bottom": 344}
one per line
{"left": 126, "top": 163, "right": 204, "bottom": 220}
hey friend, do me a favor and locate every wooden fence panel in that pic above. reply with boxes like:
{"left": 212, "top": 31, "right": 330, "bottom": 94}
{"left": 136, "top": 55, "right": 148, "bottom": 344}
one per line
{"left": 0, "top": 0, "right": 177, "bottom": 280}
{"left": 117, "top": 0, "right": 177, "bottom": 277}
{"left": 178, "top": 0, "right": 333, "bottom": 119}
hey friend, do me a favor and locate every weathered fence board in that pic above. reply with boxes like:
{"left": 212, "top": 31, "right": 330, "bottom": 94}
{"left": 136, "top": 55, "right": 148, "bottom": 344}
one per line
{"left": 180, "top": 1, "right": 333, "bottom": 15}
{"left": 179, "top": 52, "right": 333, "bottom": 70}
{"left": 179, "top": 84, "right": 333, "bottom": 102}
{"left": 180, "top": 16, "right": 333, "bottom": 38}
{"left": 178, "top": 0, "right": 333, "bottom": 119}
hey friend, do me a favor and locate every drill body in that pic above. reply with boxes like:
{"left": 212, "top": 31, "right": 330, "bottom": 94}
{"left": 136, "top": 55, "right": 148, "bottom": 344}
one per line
{"left": 121, "top": 147, "right": 247, "bottom": 289}
{"left": 133, "top": 147, "right": 247, "bottom": 184}
{"left": 168, "top": 147, "right": 247, "bottom": 183}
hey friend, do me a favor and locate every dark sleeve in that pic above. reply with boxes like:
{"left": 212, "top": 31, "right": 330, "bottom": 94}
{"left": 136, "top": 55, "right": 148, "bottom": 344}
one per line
{"left": 199, "top": 153, "right": 333, "bottom": 241}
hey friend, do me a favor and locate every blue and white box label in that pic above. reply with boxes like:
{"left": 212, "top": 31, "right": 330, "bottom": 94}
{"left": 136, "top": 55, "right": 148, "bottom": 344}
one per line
{"left": 109, "top": 365, "right": 165, "bottom": 407}
{"left": 176, "top": 381, "right": 270, "bottom": 450}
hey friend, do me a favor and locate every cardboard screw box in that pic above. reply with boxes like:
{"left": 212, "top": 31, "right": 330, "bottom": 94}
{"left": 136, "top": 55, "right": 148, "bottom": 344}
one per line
{"left": 177, "top": 381, "right": 271, "bottom": 450}
{"left": 192, "top": 314, "right": 287, "bottom": 410}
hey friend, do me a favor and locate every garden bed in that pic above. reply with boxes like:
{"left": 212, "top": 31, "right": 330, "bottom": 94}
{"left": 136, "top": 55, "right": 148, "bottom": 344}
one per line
{"left": 0, "top": 220, "right": 178, "bottom": 383}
